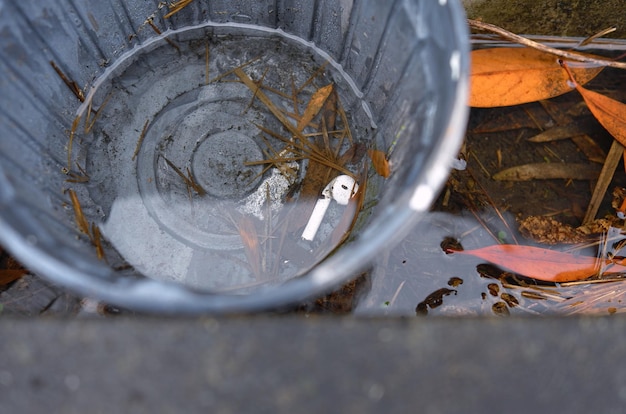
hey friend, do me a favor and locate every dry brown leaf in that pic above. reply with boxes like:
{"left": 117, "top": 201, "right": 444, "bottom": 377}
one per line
{"left": 367, "top": 149, "right": 390, "bottom": 178}
{"left": 493, "top": 163, "right": 601, "bottom": 181}
{"left": 297, "top": 84, "right": 334, "bottom": 132}
{"left": 0, "top": 269, "right": 27, "bottom": 286}
{"left": 164, "top": 0, "right": 195, "bottom": 18}
{"left": 470, "top": 47, "right": 604, "bottom": 107}
{"left": 562, "top": 62, "right": 626, "bottom": 147}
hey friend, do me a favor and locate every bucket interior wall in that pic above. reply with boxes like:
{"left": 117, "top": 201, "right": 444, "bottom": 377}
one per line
{"left": 0, "top": 1, "right": 467, "bottom": 309}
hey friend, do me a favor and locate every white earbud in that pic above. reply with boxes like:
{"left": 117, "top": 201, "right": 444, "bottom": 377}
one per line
{"left": 301, "top": 175, "right": 358, "bottom": 241}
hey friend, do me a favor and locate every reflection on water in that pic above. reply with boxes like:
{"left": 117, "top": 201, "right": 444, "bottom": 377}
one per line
{"left": 74, "top": 25, "right": 377, "bottom": 292}
{"left": 355, "top": 211, "right": 626, "bottom": 316}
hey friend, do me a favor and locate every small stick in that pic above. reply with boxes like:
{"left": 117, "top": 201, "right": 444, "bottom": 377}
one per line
{"left": 205, "top": 40, "right": 210, "bottom": 85}
{"left": 291, "top": 74, "right": 300, "bottom": 117}
{"left": 161, "top": 155, "right": 206, "bottom": 195}
{"left": 66, "top": 189, "right": 90, "bottom": 235}
{"left": 336, "top": 97, "right": 354, "bottom": 145}
{"left": 296, "top": 61, "right": 329, "bottom": 93}
{"left": 65, "top": 163, "right": 90, "bottom": 184}
{"left": 91, "top": 223, "right": 106, "bottom": 261}
{"left": 235, "top": 68, "right": 304, "bottom": 140}
{"left": 50, "top": 61, "right": 85, "bottom": 102}
{"left": 583, "top": 140, "right": 623, "bottom": 224}
{"left": 132, "top": 119, "right": 150, "bottom": 161}
{"left": 209, "top": 56, "right": 260, "bottom": 83}
{"left": 147, "top": 18, "right": 180, "bottom": 52}
{"left": 468, "top": 19, "right": 626, "bottom": 70}
{"left": 243, "top": 67, "right": 269, "bottom": 114}
{"left": 84, "top": 92, "right": 113, "bottom": 134}
{"left": 259, "top": 84, "right": 295, "bottom": 101}
{"left": 164, "top": 0, "right": 195, "bottom": 19}
{"left": 239, "top": 69, "right": 354, "bottom": 174}
{"left": 253, "top": 123, "right": 353, "bottom": 177}
{"left": 67, "top": 114, "right": 82, "bottom": 172}
{"left": 577, "top": 27, "right": 617, "bottom": 48}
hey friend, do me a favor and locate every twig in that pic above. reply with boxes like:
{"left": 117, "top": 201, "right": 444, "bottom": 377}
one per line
{"left": 583, "top": 140, "right": 623, "bottom": 224}
{"left": 67, "top": 115, "right": 81, "bottom": 172}
{"left": 147, "top": 18, "right": 180, "bottom": 52}
{"left": 84, "top": 92, "right": 112, "bottom": 134}
{"left": 205, "top": 40, "right": 210, "bottom": 85}
{"left": 164, "top": 0, "right": 195, "bottom": 19}
{"left": 468, "top": 19, "right": 626, "bottom": 70}
{"left": 577, "top": 27, "right": 617, "bottom": 48}
{"left": 50, "top": 61, "right": 85, "bottom": 102}
{"left": 161, "top": 155, "right": 206, "bottom": 195}
{"left": 132, "top": 120, "right": 150, "bottom": 161}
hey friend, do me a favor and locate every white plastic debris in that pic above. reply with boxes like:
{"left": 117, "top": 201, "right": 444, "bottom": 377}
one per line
{"left": 302, "top": 175, "right": 358, "bottom": 241}
{"left": 451, "top": 157, "right": 466, "bottom": 170}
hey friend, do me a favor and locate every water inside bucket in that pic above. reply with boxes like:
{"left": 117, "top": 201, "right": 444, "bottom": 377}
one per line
{"left": 70, "top": 23, "right": 379, "bottom": 291}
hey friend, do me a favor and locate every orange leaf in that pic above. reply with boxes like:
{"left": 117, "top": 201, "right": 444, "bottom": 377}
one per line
{"left": 448, "top": 244, "right": 626, "bottom": 282}
{"left": 470, "top": 47, "right": 604, "bottom": 107}
{"left": 562, "top": 62, "right": 626, "bottom": 147}
{"left": 367, "top": 149, "right": 390, "bottom": 178}
{"left": 297, "top": 84, "right": 334, "bottom": 132}
{"left": 0, "top": 269, "right": 27, "bottom": 286}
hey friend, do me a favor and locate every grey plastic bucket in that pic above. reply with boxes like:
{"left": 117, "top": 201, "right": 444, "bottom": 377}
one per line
{"left": 0, "top": 0, "right": 469, "bottom": 312}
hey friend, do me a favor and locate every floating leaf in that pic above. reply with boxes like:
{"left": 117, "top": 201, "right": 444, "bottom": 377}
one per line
{"left": 562, "top": 62, "right": 626, "bottom": 147}
{"left": 448, "top": 244, "right": 626, "bottom": 283}
{"left": 470, "top": 47, "right": 604, "bottom": 107}
{"left": 367, "top": 149, "right": 390, "bottom": 178}
{"left": 297, "top": 84, "right": 334, "bottom": 132}
{"left": 493, "top": 163, "right": 601, "bottom": 181}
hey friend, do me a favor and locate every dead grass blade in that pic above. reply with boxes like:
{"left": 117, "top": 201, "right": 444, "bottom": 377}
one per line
{"left": 296, "top": 62, "right": 329, "bottom": 94}
{"left": 84, "top": 92, "right": 112, "bottom": 134}
{"left": 132, "top": 119, "right": 150, "bottom": 161}
{"left": 147, "top": 18, "right": 180, "bottom": 52}
{"left": 205, "top": 40, "right": 209, "bottom": 85}
{"left": 164, "top": 0, "right": 195, "bottom": 19}
{"left": 583, "top": 140, "right": 623, "bottom": 223}
{"left": 67, "top": 115, "right": 82, "bottom": 172}
{"left": 493, "top": 163, "right": 601, "bottom": 181}
{"left": 209, "top": 56, "right": 260, "bottom": 83}
{"left": 161, "top": 155, "right": 206, "bottom": 195}
{"left": 50, "top": 61, "right": 85, "bottom": 102}
{"left": 577, "top": 27, "right": 617, "bottom": 48}
{"left": 91, "top": 223, "right": 106, "bottom": 261}
{"left": 66, "top": 189, "right": 90, "bottom": 235}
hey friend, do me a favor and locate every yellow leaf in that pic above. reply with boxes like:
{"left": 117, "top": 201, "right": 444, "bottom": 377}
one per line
{"left": 562, "top": 62, "right": 626, "bottom": 147}
{"left": 470, "top": 47, "right": 604, "bottom": 107}
{"left": 367, "top": 149, "right": 390, "bottom": 178}
{"left": 297, "top": 84, "right": 334, "bottom": 132}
